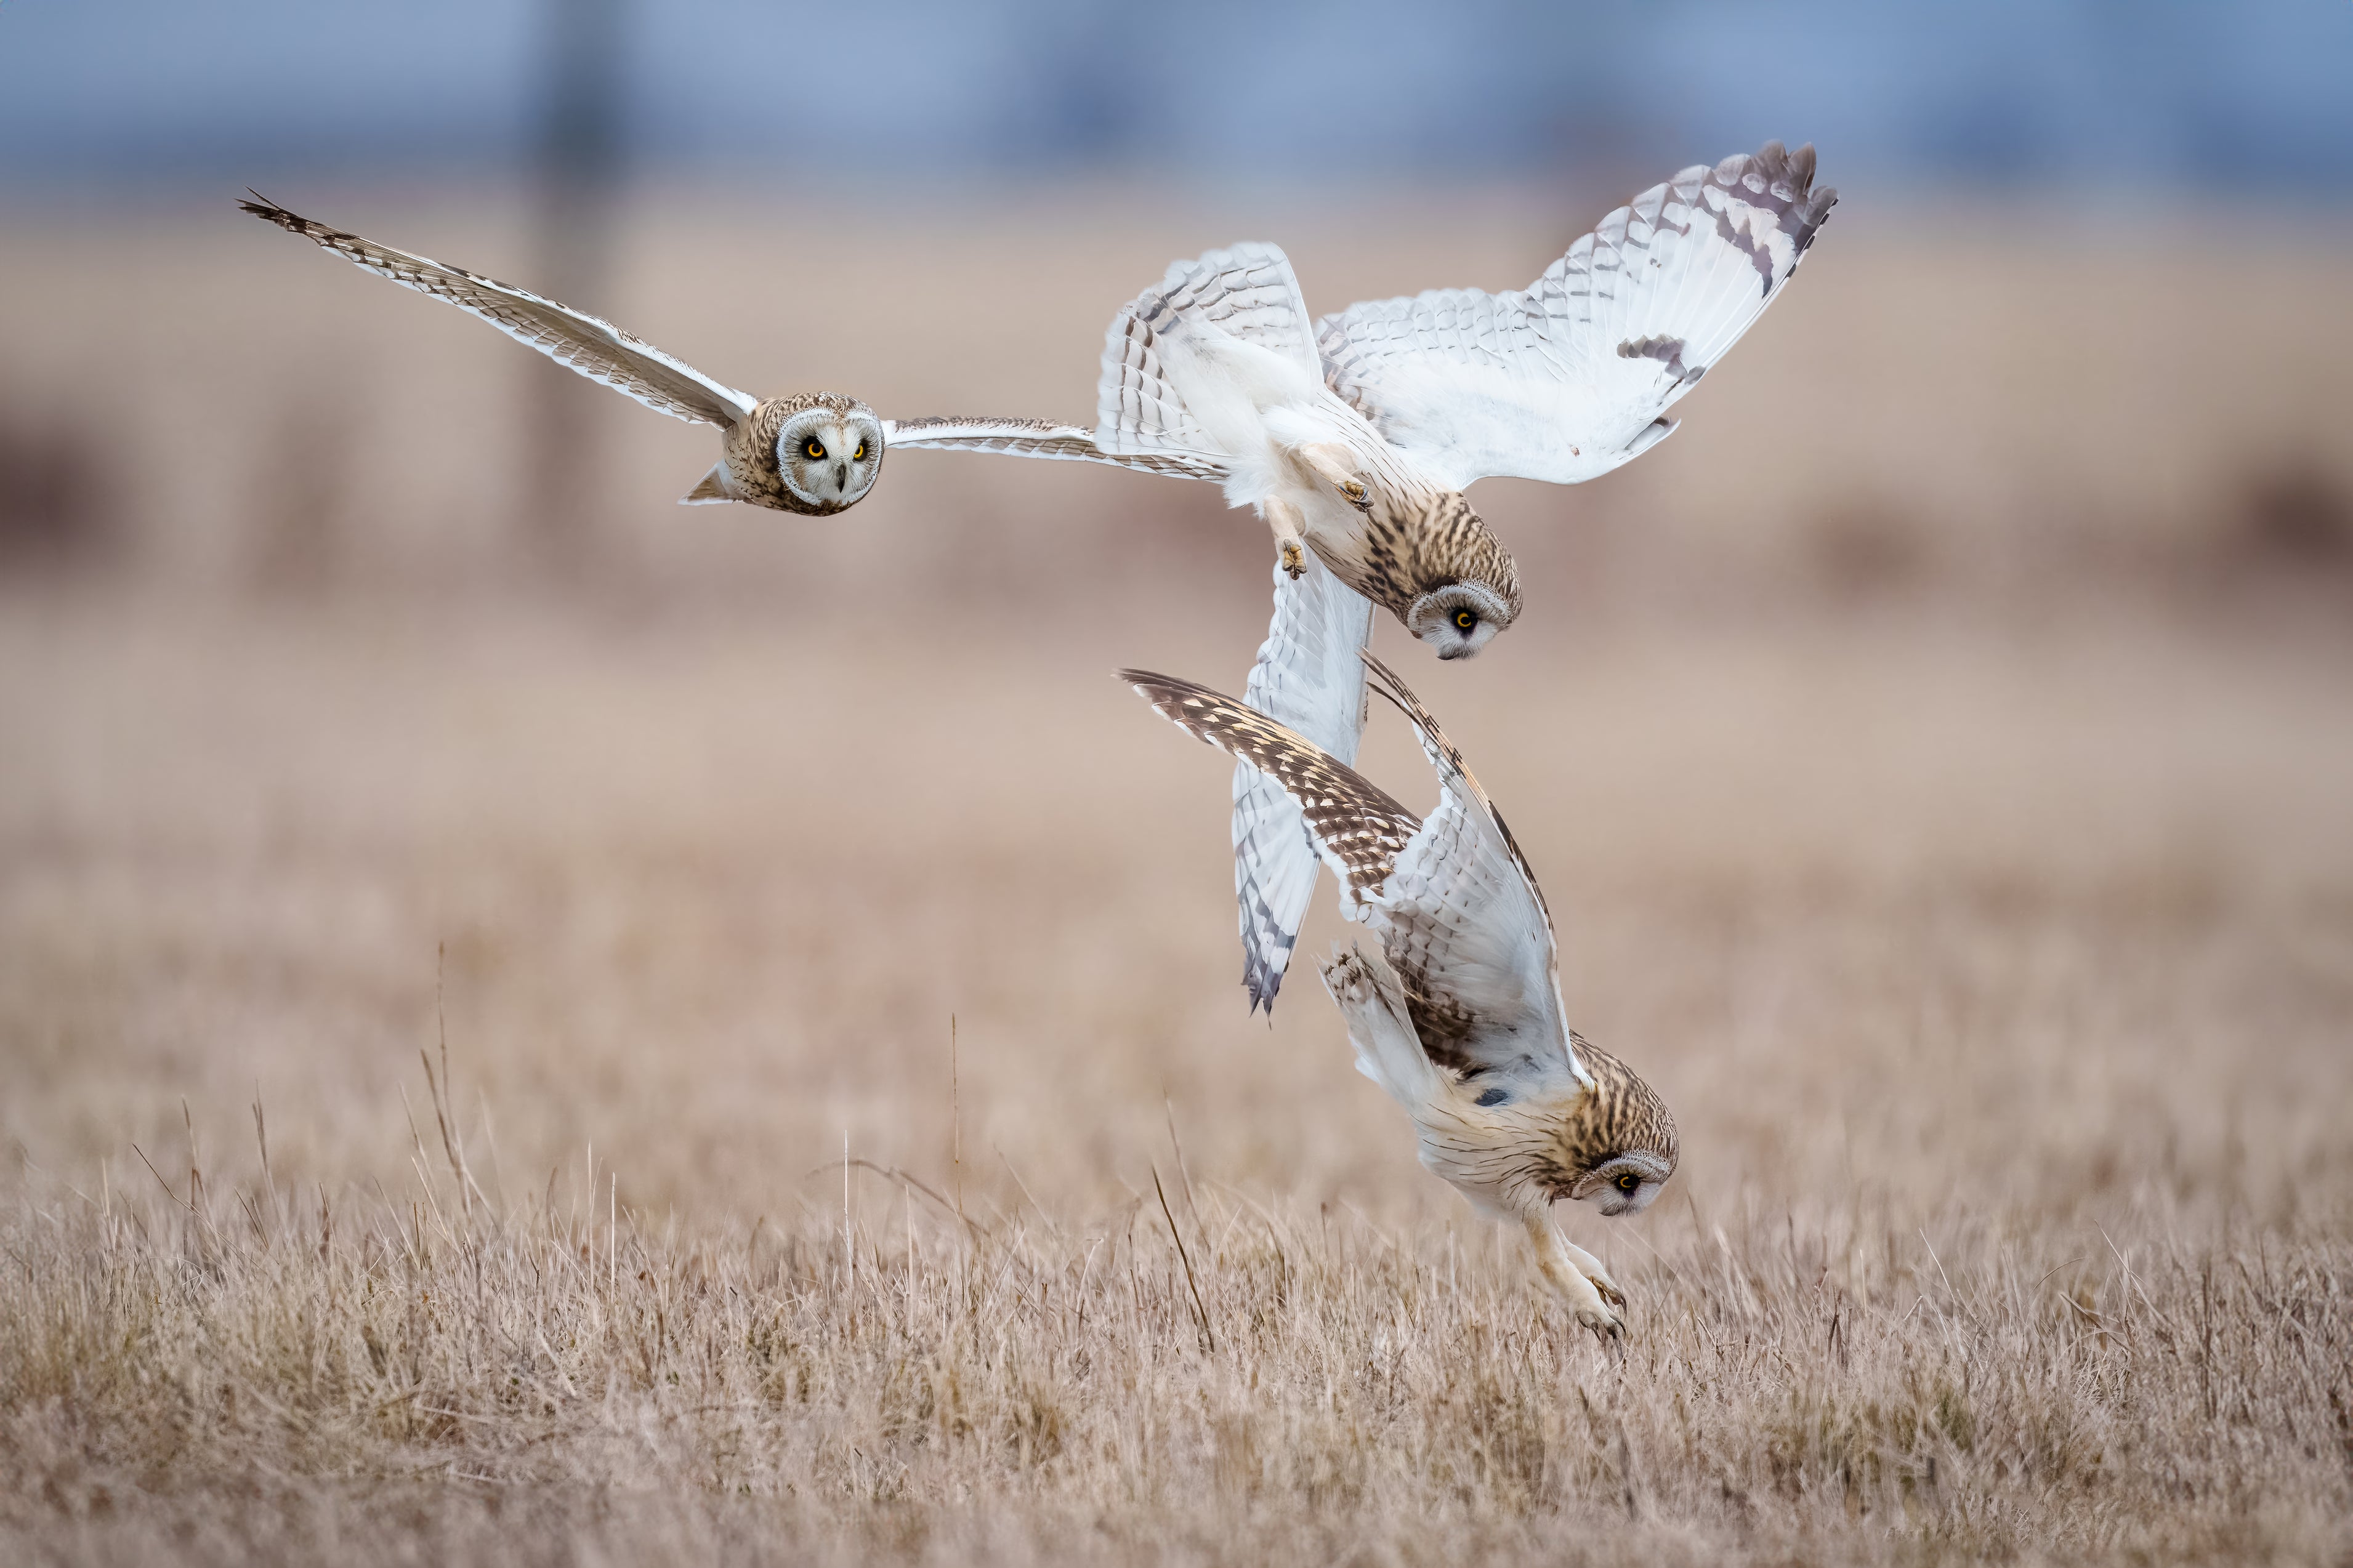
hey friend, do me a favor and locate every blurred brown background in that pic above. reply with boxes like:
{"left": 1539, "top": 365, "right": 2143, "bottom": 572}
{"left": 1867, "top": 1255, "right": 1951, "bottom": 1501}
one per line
{"left": 3, "top": 185, "right": 2350, "bottom": 1229}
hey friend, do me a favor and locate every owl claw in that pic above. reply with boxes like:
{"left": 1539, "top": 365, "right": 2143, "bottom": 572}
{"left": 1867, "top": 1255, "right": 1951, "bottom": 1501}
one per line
{"left": 1532, "top": 1220, "right": 1630, "bottom": 1343}
{"left": 1576, "top": 1301, "right": 1627, "bottom": 1342}
{"left": 1278, "top": 540, "right": 1306, "bottom": 579}
{"left": 1587, "top": 1268, "right": 1627, "bottom": 1311}
{"left": 1554, "top": 1234, "right": 1627, "bottom": 1313}
{"left": 1296, "top": 442, "right": 1373, "bottom": 512}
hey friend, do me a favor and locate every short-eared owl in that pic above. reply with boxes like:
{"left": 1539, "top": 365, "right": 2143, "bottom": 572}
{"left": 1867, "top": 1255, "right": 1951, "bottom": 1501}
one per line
{"left": 1124, "top": 654, "right": 1677, "bottom": 1340}
{"left": 900, "top": 143, "right": 1833, "bottom": 1012}
{"left": 242, "top": 199, "right": 882, "bottom": 515}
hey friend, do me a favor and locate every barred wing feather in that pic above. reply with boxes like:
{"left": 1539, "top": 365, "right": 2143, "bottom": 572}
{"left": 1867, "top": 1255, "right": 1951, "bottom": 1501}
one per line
{"left": 880, "top": 416, "right": 1226, "bottom": 480}
{"left": 1230, "top": 553, "right": 1374, "bottom": 1014}
{"left": 1123, "top": 659, "right": 1582, "bottom": 1091}
{"left": 1316, "top": 142, "right": 1835, "bottom": 489}
{"left": 241, "top": 198, "right": 758, "bottom": 427}
{"left": 1096, "top": 241, "right": 1319, "bottom": 461}
{"left": 1355, "top": 654, "right": 1580, "bottom": 1092}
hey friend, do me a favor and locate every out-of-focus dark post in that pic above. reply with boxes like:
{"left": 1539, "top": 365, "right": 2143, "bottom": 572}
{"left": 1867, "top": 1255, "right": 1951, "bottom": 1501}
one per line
{"left": 526, "top": 0, "right": 626, "bottom": 585}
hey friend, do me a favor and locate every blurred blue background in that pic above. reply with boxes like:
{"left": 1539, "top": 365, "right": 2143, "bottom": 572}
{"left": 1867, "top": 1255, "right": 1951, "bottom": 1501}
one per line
{"left": 6, "top": 0, "right": 2350, "bottom": 195}
{"left": 4, "top": 0, "right": 2351, "bottom": 605}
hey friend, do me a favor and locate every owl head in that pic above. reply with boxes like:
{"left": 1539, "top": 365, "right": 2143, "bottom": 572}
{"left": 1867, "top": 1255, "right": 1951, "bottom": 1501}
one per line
{"left": 1552, "top": 1043, "right": 1678, "bottom": 1216}
{"left": 1407, "top": 581, "right": 1516, "bottom": 660}
{"left": 1392, "top": 491, "right": 1522, "bottom": 659}
{"left": 1570, "top": 1147, "right": 1676, "bottom": 1216}
{"left": 772, "top": 401, "right": 884, "bottom": 513}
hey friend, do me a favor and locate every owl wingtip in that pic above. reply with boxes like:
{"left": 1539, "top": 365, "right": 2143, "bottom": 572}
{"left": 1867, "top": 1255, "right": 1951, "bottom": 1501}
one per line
{"left": 239, "top": 192, "right": 283, "bottom": 219}
{"left": 1114, "top": 667, "right": 1169, "bottom": 704}
{"left": 1243, "top": 967, "right": 1282, "bottom": 1018}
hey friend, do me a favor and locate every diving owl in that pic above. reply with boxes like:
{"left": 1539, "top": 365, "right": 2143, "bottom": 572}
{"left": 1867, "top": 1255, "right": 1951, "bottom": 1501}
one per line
{"left": 1124, "top": 653, "right": 1677, "bottom": 1340}
{"left": 241, "top": 198, "right": 883, "bottom": 515}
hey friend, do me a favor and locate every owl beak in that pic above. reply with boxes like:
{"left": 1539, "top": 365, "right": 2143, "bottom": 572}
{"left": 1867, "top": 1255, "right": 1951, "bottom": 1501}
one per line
{"left": 834, "top": 463, "right": 847, "bottom": 491}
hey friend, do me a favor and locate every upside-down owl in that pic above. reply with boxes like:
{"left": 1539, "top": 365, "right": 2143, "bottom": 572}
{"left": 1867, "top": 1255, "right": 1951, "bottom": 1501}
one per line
{"left": 895, "top": 142, "right": 1835, "bottom": 1013}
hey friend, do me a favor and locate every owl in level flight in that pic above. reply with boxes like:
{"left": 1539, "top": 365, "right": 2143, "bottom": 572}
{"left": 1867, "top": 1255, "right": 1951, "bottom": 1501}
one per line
{"left": 897, "top": 142, "right": 1836, "bottom": 1012}
{"left": 242, "top": 198, "right": 884, "bottom": 516}
{"left": 1124, "top": 654, "right": 1677, "bottom": 1340}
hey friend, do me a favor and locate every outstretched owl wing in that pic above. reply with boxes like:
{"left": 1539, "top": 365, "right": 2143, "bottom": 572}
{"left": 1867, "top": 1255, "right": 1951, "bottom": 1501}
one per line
{"left": 886, "top": 243, "right": 1317, "bottom": 483}
{"left": 1316, "top": 142, "right": 1836, "bottom": 489}
{"left": 1230, "top": 552, "right": 1374, "bottom": 1015}
{"left": 1123, "top": 657, "right": 1583, "bottom": 1093}
{"left": 241, "top": 197, "right": 759, "bottom": 427}
{"left": 1113, "top": 241, "right": 1322, "bottom": 377}
{"left": 1097, "top": 241, "right": 1320, "bottom": 458}
{"left": 878, "top": 417, "right": 1227, "bottom": 480}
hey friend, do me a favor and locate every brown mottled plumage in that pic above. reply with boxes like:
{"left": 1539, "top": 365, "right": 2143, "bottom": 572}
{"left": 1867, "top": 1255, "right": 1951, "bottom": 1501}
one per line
{"left": 1134, "top": 678, "right": 1418, "bottom": 898}
{"left": 1124, "top": 657, "right": 1677, "bottom": 1340}
{"left": 1315, "top": 480, "right": 1524, "bottom": 648}
{"left": 1551, "top": 1038, "right": 1680, "bottom": 1199}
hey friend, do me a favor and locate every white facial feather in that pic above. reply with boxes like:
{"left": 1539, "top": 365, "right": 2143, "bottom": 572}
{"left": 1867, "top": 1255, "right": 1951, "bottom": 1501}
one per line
{"left": 775, "top": 408, "right": 881, "bottom": 510}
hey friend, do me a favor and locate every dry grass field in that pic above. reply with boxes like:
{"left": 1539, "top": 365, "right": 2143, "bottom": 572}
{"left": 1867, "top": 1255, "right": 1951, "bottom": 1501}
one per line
{"left": 2, "top": 190, "right": 2352, "bottom": 1564}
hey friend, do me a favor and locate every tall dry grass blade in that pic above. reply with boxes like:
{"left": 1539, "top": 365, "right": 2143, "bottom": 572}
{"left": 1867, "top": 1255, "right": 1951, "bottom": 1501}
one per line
{"left": 1153, "top": 1162, "right": 1214, "bottom": 1355}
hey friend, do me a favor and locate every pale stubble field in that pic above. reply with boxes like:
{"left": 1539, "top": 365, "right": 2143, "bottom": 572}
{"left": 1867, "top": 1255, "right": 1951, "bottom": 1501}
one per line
{"left": 1, "top": 192, "right": 2350, "bottom": 1564}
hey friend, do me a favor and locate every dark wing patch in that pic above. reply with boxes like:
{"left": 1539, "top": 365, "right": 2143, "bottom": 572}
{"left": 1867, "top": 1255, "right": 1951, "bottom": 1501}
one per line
{"left": 1120, "top": 670, "right": 1419, "bottom": 897}
{"left": 1616, "top": 334, "right": 1702, "bottom": 387}
{"left": 1312, "top": 139, "right": 1835, "bottom": 491}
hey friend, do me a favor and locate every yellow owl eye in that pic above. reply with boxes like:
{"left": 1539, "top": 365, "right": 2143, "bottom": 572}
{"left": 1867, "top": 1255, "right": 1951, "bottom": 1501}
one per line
{"left": 852, "top": 441, "right": 866, "bottom": 462}
{"left": 1453, "top": 608, "right": 1478, "bottom": 632}
{"left": 1616, "top": 1172, "right": 1641, "bottom": 1192}
{"left": 805, "top": 440, "right": 826, "bottom": 460}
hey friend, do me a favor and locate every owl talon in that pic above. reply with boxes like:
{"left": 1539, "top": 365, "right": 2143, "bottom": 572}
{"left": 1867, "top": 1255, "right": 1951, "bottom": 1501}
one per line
{"left": 1576, "top": 1301, "right": 1627, "bottom": 1342}
{"left": 1279, "top": 540, "right": 1306, "bottom": 579}
{"left": 1588, "top": 1269, "right": 1627, "bottom": 1311}
{"left": 1554, "top": 1236, "right": 1626, "bottom": 1313}
{"left": 1297, "top": 441, "right": 1373, "bottom": 512}
{"left": 1530, "top": 1217, "right": 1631, "bottom": 1344}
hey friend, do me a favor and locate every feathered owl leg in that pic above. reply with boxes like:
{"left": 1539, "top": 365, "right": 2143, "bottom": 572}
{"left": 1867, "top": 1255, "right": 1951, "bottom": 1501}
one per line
{"left": 1263, "top": 496, "right": 1309, "bottom": 580}
{"left": 1555, "top": 1234, "right": 1628, "bottom": 1311}
{"left": 1295, "top": 442, "right": 1374, "bottom": 513}
{"left": 1524, "top": 1211, "right": 1626, "bottom": 1341}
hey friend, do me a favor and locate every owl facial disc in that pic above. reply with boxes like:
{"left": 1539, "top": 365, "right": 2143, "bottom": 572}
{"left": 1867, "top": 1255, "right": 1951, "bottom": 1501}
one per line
{"left": 1571, "top": 1151, "right": 1675, "bottom": 1216}
{"left": 1405, "top": 581, "right": 1514, "bottom": 660}
{"left": 775, "top": 406, "right": 884, "bottom": 512}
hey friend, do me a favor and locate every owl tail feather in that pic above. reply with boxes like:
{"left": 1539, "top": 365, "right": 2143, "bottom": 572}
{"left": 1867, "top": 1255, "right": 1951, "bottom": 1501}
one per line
{"left": 680, "top": 462, "right": 733, "bottom": 505}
